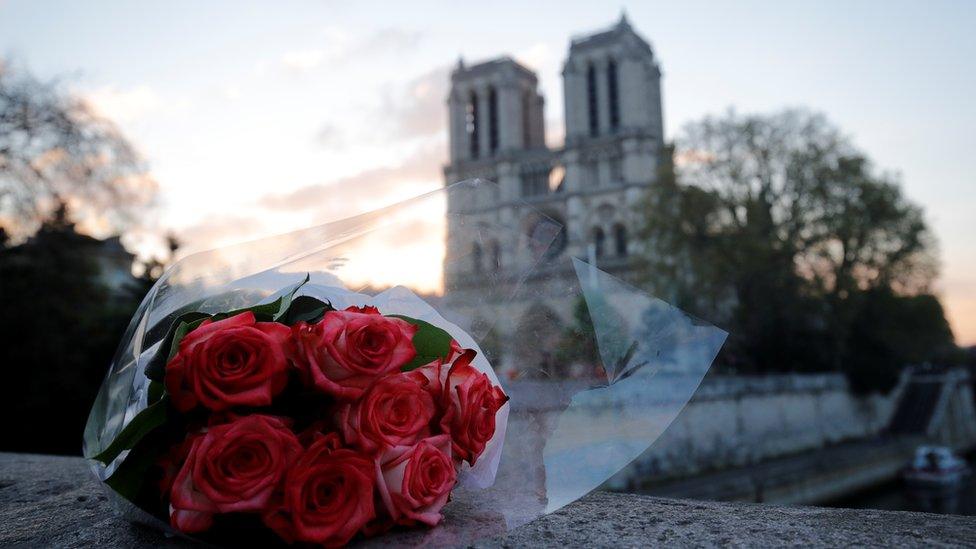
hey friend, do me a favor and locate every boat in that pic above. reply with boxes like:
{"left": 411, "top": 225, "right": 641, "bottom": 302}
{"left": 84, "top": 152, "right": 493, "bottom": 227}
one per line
{"left": 903, "top": 446, "right": 970, "bottom": 489}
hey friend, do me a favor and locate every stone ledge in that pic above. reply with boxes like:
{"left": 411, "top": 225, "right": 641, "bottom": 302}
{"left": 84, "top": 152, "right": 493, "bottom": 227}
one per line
{"left": 2, "top": 452, "right": 974, "bottom": 547}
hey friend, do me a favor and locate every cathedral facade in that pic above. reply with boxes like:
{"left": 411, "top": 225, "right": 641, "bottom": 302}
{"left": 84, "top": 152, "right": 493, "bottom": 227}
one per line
{"left": 442, "top": 15, "right": 665, "bottom": 373}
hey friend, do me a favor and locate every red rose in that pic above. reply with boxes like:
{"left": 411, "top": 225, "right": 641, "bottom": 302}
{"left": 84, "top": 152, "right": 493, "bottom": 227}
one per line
{"left": 168, "top": 415, "right": 301, "bottom": 533}
{"left": 440, "top": 350, "right": 509, "bottom": 466}
{"left": 338, "top": 369, "right": 438, "bottom": 453}
{"left": 291, "top": 306, "right": 417, "bottom": 400}
{"left": 375, "top": 435, "right": 457, "bottom": 526}
{"left": 165, "top": 312, "right": 291, "bottom": 412}
{"left": 408, "top": 338, "right": 468, "bottom": 395}
{"left": 263, "top": 432, "right": 376, "bottom": 547}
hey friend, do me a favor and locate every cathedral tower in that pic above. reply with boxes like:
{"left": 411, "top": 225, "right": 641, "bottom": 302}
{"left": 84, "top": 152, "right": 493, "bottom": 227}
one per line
{"left": 562, "top": 13, "right": 664, "bottom": 146}
{"left": 447, "top": 57, "right": 546, "bottom": 164}
{"left": 443, "top": 15, "right": 665, "bottom": 374}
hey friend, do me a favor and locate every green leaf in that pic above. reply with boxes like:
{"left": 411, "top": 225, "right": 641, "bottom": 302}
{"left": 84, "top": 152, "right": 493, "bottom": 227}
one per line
{"left": 91, "top": 396, "right": 168, "bottom": 465}
{"left": 147, "top": 380, "right": 164, "bottom": 404}
{"left": 215, "top": 273, "right": 311, "bottom": 322}
{"left": 390, "top": 315, "right": 454, "bottom": 372}
{"left": 167, "top": 317, "right": 207, "bottom": 363}
{"left": 218, "top": 299, "right": 280, "bottom": 322}
{"left": 103, "top": 431, "right": 168, "bottom": 502}
{"left": 280, "top": 295, "right": 333, "bottom": 325}
{"left": 272, "top": 273, "right": 310, "bottom": 321}
{"left": 145, "top": 311, "right": 211, "bottom": 382}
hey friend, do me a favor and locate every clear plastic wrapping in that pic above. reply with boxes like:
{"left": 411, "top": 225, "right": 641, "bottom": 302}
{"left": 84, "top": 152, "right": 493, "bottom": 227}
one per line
{"left": 84, "top": 179, "right": 727, "bottom": 546}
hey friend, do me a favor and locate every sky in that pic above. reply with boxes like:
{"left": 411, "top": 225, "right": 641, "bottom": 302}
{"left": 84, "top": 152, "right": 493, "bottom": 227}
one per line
{"left": 1, "top": 0, "right": 975, "bottom": 344}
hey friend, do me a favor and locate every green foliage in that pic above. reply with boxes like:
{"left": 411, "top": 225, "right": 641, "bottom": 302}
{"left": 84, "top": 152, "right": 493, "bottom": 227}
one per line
{"left": 556, "top": 295, "right": 635, "bottom": 381}
{"left": 390, "top": 316, "right": 454, "bottom": 372}
{"left": 144, "top": 312, "right": 210, "bottom": 382}
{"left": 638, "top": 109, "right": 957, "bottom": 392}
{"left": 846, "top": 288, "right": 959, "bottom": 393}
{"left": 555, "top": 297, "right": 599, "bottom": 369}
{"left": 91, "top": 396, "right": 168, "bottom": 464}
{"left": 279, "top": 295, "right": 333, "bottom": 325}
{"left": 103, "top": 426, "right": 173, "bottom": 503}
{"left": 148, "top": 380, "right": 165, "bottom": 404}
{"left": 215, "top": 273, "right": 310, "bottom": 322}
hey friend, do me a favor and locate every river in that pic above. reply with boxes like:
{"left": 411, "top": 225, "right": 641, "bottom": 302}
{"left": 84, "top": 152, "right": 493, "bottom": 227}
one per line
{"left": 828, "top": 453, "right": 976, "bottom": 516}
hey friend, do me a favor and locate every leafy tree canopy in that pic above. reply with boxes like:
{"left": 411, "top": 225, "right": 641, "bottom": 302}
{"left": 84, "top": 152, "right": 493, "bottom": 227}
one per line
{"left": 0, "top": 59, "right": 156, "bottom": 241}
{"left": 639, "top": 109, "right": 956, "bottom": 391}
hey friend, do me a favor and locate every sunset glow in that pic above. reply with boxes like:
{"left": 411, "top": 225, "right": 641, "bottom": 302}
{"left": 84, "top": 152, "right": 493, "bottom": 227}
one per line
{"left": 2, "top": 1, "right": 974, "bottom": 344}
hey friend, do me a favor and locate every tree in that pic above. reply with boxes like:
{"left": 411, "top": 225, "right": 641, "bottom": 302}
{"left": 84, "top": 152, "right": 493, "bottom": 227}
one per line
{"left": 0, "top": 59, "right": 156, "bottom": 240}
{"left": 845, "top": 288, "right": 958, "bottom": 393}
{"left": 639, "top": 109, "right": 955, "bottom": 390}
{"left": 555, "top": 297, "right": 599, "bottom": 374}
{"left": 0, "top": 205, "right": 141, "bottom": 454}
{"left": 555, "top": 295, "right": 631, "bottom": 380}
{"left": 0, "top": 60, "right": 159, "bottom": 453}
{"left": 133, "top": 232, "right": 179, "bottom": 292}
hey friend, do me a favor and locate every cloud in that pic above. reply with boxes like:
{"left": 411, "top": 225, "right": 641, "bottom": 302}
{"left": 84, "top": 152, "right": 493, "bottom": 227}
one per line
{"left": 280, "top": 27, "right": 422, "bottom": 74}
{"left": 315, "top": 124, "right": 344, "bottom": 148}
{"left": 175, "top": 143, "right": 448, "bottom": 293}
{"left": 515, "top": 42, "right": 555, "bottom": 72}
{"left": 175, "top": 214, "right": 266, "bottom": 254}
{"left": 310, "top": 64, "right": 448, "bottom": 148}
{"left": 381, "top": 65, "right": 450, "bottom": 140}
{"left": 251, "top": 142, "right": 447, "bottom": 293}
{"left": 380, "top": 216, "right": 444, "bottom": 248}
{"left": 280, "top": 49, "right": 327, "bottom": 72}
{"left": 359, "top": 28, "right": 422, "bottom": 56}
{"left": 84, "top": 85, "right": 161, "bottom": 123}
{"left": 260, "top": 143, "right": 444, "bottom": 221}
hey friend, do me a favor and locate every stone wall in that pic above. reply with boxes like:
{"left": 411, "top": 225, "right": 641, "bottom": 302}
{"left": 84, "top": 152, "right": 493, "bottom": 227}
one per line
{"left": 4, "top": 453, "right": 975, "bottom": 548}
{"left": 608, "top": 373, "right": 906, "bottom": 487}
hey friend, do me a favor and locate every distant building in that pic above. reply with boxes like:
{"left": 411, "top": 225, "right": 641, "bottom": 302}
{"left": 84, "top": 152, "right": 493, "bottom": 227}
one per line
{"left": 89, "top": 236, "right": 138, "bottom": 295}
{"left": 443, "top": 14, "right": 665, "bottom": 374}
{"left": 10, "top": 230, "right": 138, "bottom": 297}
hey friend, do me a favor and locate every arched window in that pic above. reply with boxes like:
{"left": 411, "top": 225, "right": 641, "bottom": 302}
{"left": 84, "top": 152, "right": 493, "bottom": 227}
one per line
{"left": 586, "top": 63, "right": 599, "bottom": 137}
{"left": 521, "top": 90, "right": 532, "bottom": 147}
{"left": 613, "top": 224, "right": 627, "bottom": 256}
{"left": 490, "top": 240, "right": 501, "bottom": 271}
{"left": 471, "top": 242, "right": 482, "bottom": 273}
{"left": 593, "top": 227, "right": 605, "bottom": 259}
{"left": 607, "top": 59, "right": 620, "bottom": 131}
{"left": 466, "top": 91, "right": 480, "bottom": 158}
{"left": 488, "top": 86, "right": 499, "bottom": 155}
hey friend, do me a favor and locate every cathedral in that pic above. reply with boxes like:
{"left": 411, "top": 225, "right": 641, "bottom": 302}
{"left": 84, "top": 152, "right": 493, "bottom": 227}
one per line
{"left": 442, "top": 14, "right": 665, "bottom": 374}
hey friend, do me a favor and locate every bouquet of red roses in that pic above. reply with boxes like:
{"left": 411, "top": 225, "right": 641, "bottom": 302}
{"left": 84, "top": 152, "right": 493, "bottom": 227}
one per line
{"left": 85, "top": 181, "right": 727, "bottom": 547}
{"left": 89, "top": 277, "right": 507, "bottom": 547}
